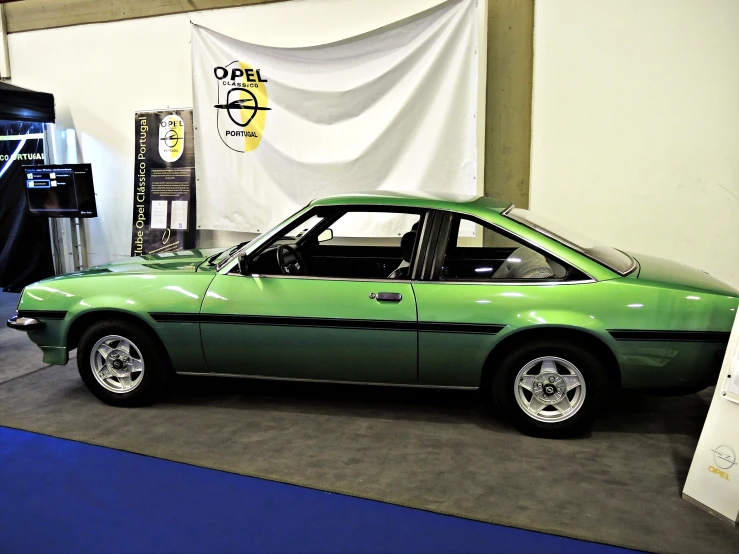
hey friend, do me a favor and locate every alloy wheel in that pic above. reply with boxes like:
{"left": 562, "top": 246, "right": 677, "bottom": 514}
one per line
{"left": 89, "top": 335, "right": 145, "bottom": 394}
{"left": 513, "top": 356, "right": 586, "bottom": 423}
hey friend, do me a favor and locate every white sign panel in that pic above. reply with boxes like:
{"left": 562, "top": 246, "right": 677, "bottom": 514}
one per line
{"left": 683, "top": 311, "right": 739, "bottom": 525}
{"left": 150, "top": 200, "right": 168, "bottom": 230}
{"left": 191, "top": 0, "right": 478, "bottom": 233}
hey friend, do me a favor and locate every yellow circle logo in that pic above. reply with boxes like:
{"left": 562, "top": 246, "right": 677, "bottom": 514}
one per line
{"left": 213, "top": 62, "right": 270, "bottom": 153}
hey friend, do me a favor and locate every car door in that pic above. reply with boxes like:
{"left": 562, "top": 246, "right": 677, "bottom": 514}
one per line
{"left": 199, "top": 207, "right": 426, "bottom": 385}
{"left": 413, "top": 210, "right": 588, "bottom": 388}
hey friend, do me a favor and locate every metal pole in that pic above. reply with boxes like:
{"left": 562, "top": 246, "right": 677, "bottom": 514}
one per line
{"left": 77, "top": 217, "right": 88, "bottom": 269}
{"left": 0, "top": 5, "right": 11, "bottom": 80}
{"left": 63, "top": 128, "right": 88, "bottom": 271}
{"left": 70, "top": 217, "right": 82, "bottom": 271}
{"left": 42, "top": 124, "right": 66, "bottom": 275}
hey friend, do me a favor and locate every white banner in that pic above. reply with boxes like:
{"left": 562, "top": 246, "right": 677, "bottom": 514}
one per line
{"left": 192, "top": 0, "right": 478, "bottom": 233}
{"left": 683, "top": 310, "right": 739, "bottom": 525}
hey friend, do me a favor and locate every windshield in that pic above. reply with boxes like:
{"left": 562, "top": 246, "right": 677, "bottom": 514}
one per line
{"left": 505, "top": 208, "right": 636, "bottom": 275}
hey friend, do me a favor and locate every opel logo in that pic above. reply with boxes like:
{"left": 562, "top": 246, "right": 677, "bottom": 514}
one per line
{"left": 214, "top": 87, "right": 271, "bottom": 128}
{"left": 160, "top": 129, "right": 180, "bottom": 148}
{"left": 712, "top": 445, "right": 737, "bottom": 470}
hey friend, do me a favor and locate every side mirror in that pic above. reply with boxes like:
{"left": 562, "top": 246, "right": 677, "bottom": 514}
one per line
{"left": 237, "top": 253, "right": 250, "bottom": 275}
{"left": 318, "top": 228, "right": 333, "bottom": 243}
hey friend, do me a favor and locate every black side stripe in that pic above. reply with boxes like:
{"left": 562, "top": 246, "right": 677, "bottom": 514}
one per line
{"left": 18, "top": 310, "right": 67, "bottom": 320}
{"left": 150, "top": 312, "right": 505, "bottom": 335}
{"left": 151, "top": 312, "right": 416, "bottom": 331}
{"left": 608, "top": 329, "right": 730, "bottom": 343}
{"left": 418, "top": 322, "right": 505, "bottom": 335}
{"left": 200, "top": 314, "right": 417, "bottom": 331}
{"left": 150, "top": 313, "right": 201, "bottom": 323}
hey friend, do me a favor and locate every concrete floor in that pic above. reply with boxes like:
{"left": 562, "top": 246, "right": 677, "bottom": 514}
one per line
{"left": 1, "top": 291, "right": 737, "bottom": 553}
{"left": 0, "top": 292, "right": 45, "bottom": 384}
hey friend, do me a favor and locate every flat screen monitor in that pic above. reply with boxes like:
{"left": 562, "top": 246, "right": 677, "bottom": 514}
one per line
{"left": 23, "top": 164, "right": 97, "bottom": 218}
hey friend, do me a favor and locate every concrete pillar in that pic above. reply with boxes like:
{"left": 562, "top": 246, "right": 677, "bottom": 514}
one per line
{"left": 484, "top": 0, "right": 534, "bottom": 209}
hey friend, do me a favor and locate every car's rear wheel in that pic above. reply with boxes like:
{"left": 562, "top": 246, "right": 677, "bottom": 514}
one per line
{"left": 492, "top": 340, "right": 609, "bottom": 438}
{"left": 78, "top": 319, "right": 169, "bottom": 407}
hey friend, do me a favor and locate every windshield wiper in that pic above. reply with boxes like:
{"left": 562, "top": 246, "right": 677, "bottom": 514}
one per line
{"left": 205, "top": 251, "right": 225, "bottom": 266}
{"left": 227, "top": 241, "right": 250, "bottom": 257}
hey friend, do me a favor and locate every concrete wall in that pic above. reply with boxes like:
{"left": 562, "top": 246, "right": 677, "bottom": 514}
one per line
{"left": 8, "top": 0, "right": 488, "bottom": 266}
{"left": 530, "top": 0, "right": 739, "bottom": 287}
{"left": 484, "top": 0, "right": 533, "bottom": 209}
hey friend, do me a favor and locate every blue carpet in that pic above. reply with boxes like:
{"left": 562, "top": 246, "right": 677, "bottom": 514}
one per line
{"left": 0, "top": 426, "right": 639, "bottom": 553}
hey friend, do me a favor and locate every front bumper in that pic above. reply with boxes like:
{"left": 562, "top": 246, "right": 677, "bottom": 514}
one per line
{"left": 7, "top": 314, "right": 45, "bottom": 331}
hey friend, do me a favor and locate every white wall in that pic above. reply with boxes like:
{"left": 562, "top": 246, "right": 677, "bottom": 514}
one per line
{"left": 9, "top": 0, "right": 486, "bottom": 266}
{"left": 531, "top": 0, "right": 739, "bottom": 288}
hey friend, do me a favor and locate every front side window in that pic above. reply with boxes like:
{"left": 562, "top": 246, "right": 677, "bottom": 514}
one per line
{"left": 244, "top": 208, "right": 423, "bottom": 280}
{"left": 505, "top": 208, "right": 635, "bottom": 275}
{"left": 319, "top": 211, "right": 420, "bottom": 247}
{"left": 440, "top": 215, "right": 572, "bottom": 281}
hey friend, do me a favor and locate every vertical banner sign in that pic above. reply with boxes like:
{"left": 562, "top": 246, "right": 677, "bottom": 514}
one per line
{"left": 130, "top": 109, "right": 196, "bottom": 256}
{"left": 683, "top": 310, "right": 739, "bottom": 526}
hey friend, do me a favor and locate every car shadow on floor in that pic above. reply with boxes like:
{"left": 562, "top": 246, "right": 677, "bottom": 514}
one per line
{"left": 167, "top": 373, "right": 712, "bottom": 440}
{"left": 168, "top": 373, "right": 490, "bottom": 425}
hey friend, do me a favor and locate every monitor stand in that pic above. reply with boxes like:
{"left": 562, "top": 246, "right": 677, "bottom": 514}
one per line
{"left": 49, "top": 217, "right": 87, "bottom": 274}
{"left": 69, "top": 216, "right": 88, "bottom": 271}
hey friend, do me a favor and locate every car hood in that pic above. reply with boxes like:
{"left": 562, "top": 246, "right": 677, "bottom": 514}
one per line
{"left": 630, "top": 252, "right": 739, "bottom": 296}
{"left": 72, "top": 248, "right": 225, "bottom": 276}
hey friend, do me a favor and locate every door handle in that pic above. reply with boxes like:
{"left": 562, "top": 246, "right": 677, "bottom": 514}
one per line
{"left": 370, "top": 292, "right": 402, "bottom": 302}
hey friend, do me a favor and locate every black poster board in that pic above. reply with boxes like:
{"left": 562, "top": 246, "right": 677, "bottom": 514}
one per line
{"left": 130, "top": 109, "right": 196, "bottom": 256}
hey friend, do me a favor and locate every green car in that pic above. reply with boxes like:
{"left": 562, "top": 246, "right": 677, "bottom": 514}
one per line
{"left": 8, "top": 192, "right": 738, "bottom": 437}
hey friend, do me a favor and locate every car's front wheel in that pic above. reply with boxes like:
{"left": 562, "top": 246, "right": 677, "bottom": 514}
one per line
{"left": 78, "top": 319, "right": 169, "bottom": 407}
{"left": 492, "top": 340, "right": 609, "bottom": 438}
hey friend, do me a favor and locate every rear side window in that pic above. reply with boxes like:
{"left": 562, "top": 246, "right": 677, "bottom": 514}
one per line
{"left": 505, "top": 208, "right": 635, "bottom": 275}
{"left": 440, "top": 215, "right": 570, "bottom": 281}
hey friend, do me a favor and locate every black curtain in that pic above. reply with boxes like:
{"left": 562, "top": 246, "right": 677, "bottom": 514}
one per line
{"left": 0, "top": 121, "right": 55, "bottom": 292}
{"left": 0, "top": 83, "right": 56, "bottom": 292}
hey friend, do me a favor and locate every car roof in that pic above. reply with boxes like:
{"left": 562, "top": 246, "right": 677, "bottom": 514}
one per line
{"left": 310, "top": 190, "right": 511, "bottom": 212}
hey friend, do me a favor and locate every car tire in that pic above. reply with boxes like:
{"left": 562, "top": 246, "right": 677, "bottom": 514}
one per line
{"left": 77, "top": 319, "right": 169, "bottom": 407}
{"left": 492, "top": 339, "right": 609, "bottom": 438}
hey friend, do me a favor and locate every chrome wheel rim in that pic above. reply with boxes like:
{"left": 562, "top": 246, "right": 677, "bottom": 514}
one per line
{"left": 90, "top": 335, "right": 145, "bottom": 394}
{"left": 514, "top": 356, "right": 586, "bottom": 423}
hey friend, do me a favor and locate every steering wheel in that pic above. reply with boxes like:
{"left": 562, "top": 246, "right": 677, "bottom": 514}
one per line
{"left": 276, "top": 245, "right": 307, "bottom": 275}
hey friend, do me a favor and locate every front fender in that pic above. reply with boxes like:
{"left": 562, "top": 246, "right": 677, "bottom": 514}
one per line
{"left": 17, "top": 273, "right": 216, "bottom": 369}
